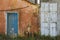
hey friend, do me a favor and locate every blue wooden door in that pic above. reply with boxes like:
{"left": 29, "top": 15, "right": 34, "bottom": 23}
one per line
{"left": 7, "top": 13, "right": 18, "bottom": 36}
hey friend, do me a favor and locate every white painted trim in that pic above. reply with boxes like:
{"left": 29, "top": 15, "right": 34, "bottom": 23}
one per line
{"left": 4, "top": 11, "right": 19, "bottom": 35}
{"left": 4, "top": 12, "right": 7, "bottom": 35}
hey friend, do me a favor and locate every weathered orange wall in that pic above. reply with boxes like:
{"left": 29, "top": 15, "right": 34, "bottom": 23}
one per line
{"left": 0, "top": 12, "right": 5, "bottom": 34}
{"left": 19, "top": 6, "right": 39, "bottom": 36}
{"left": 0, "top": 0, "right": 40, "bottom": 36}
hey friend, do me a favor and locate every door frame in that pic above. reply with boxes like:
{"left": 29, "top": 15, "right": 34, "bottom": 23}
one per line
{"left": 5, "top": 11, "right": 19, "bottom": 35}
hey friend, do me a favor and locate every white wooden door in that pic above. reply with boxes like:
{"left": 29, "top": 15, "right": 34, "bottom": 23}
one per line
{"left": 41, "top": 2, "right": 57, "bottom": 36}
